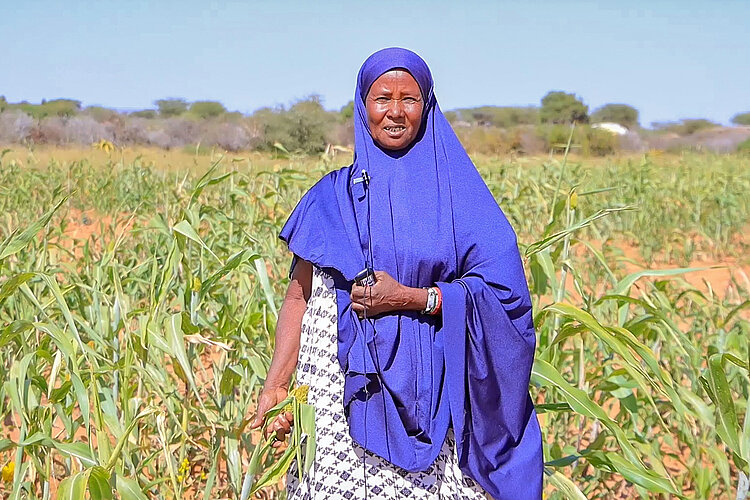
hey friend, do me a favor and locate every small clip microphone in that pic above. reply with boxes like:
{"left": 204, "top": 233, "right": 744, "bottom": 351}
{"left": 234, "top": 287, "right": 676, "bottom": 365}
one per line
{"left": 353, "top": 169, "right": 370, "bottom": 187}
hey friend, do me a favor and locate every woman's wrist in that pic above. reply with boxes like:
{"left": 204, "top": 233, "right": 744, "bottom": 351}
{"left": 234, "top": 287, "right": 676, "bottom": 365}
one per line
{"left": 397, "top": 285, "right": 429, "bottom": 311}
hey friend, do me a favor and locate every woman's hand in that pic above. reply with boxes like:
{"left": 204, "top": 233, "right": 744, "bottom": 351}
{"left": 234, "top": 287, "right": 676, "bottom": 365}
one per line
{"left": 350, "top": 270, "right": 428, "bottom": 317}
{"left": 250, "top": 386, "right": 294, "bottom": 448}
{"left": 246, "top": 259, "right": 311, "bottom": 446}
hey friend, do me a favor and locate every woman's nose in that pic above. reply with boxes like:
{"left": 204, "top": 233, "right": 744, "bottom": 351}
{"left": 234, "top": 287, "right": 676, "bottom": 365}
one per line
{"left": 387, "top": 99, "right": 405, "bottom": 118}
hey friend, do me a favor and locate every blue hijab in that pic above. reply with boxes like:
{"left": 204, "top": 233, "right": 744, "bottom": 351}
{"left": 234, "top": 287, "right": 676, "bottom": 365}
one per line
{"left": 280, "top": 47, "right": 542, "bottom": 499}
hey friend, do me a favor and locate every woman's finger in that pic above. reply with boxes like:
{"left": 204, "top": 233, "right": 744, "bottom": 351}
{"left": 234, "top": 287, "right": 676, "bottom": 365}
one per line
{"left": 276, "top": 415, "right": 292, "bottom": 433}
{"left": 250, "top": 398, "right": 272, "bottom": 428}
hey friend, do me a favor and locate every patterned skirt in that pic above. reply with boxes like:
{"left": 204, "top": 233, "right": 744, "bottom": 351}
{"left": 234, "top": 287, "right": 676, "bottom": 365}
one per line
{"left": 286, "top": 267, "right": 487, "bottom": 499}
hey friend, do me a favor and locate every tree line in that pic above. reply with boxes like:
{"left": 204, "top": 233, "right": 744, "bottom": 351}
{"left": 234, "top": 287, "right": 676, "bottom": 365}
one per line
{"left": 0, "top": 92, "right": 748, "bottom": 155}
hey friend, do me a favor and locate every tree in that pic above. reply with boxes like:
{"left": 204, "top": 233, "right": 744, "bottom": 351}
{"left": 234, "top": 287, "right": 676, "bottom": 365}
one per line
{"left": 540, "top": 91, "right": 588, "bottom": 124}
{"left": 189, "top": 100, "right": 226, "bottom": 119}
{"left": 340, "top": 100, "right": 354, "bottom": 120}
{"left": 131, "top": 109, "right": 157, "bottom": 119}
{"left": 591, "top": 103, "right": 639, "bottom": 129}
{"left": 155, "top": 98, "right": 188, "bottom": 117}
{"left": 0, "top": 95, "right": 6, "bottom": 112}
{"left": 731, "top": 112, "right": 750, "bottom": 126}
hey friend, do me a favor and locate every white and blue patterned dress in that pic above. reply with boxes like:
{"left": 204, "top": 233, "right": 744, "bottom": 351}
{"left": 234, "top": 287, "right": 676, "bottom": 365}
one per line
{"left": 286, "top": 267, "right": 487, "bottom": 499}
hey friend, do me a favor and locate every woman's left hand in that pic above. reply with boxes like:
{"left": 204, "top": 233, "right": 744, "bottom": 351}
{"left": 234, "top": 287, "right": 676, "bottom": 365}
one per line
{"left": 350, "top": 270, "right": 417, "bottom": 318}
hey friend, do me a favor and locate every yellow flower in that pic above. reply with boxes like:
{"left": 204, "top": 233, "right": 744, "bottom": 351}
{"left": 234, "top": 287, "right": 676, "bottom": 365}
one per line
{"left": 178, "top": 458, "right": 190, "bottom": 475}
{"left": 283, "top": 384, "right": 310, "bottom": 412}
{"left": 2, "top": 461, "right": 15, "bottom": 482}
{"left": 291, "top": 384, "right": 309, "bottom": 404}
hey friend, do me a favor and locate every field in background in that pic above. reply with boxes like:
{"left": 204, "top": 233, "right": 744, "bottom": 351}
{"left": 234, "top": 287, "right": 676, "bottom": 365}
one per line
{"left": 0, "top": 146, "right": 748, "bottom": 499}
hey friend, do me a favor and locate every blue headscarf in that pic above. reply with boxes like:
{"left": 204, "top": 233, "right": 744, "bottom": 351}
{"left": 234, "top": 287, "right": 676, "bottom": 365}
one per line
{"left": 280, "top": 47, "right": 542, "bottom": 499}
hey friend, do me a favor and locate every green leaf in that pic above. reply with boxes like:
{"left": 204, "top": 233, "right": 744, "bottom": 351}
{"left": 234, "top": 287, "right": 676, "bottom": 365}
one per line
{"left": 525, "top": 205, "right": 635, "bottom": 257}
{"left": 199, "top": 249, "right": 259, "bottom": 301}
{"left": 115, "top": 475, "right": 150, "bottom": 500}
{"left": 172, "top": 220, "right": 221, "bottom": 263}
{"left": 0, "top": 272, "right": 35, "bottom": 306}
{"left": 586, "top": 451, "right": 680, "bottom": 495}
{"left": 300, "top": 402, "right": 316, "bottom": 474}
{"left": 53, "top": 441, "right": 98, "bottom": 468}
{"left": 87, "top": 466, "right": 113, "bottom": 500}
{"left": 544, "top": 468, "right": 588, "bottom": 499}
{"left": 707, "top": 353, "right": 742, "bottom": 457}
{"left": 254, "top": 258, "right": 278, "bottom": 318}
{"left": 532, "top": 358, "right": 644, "bottom": 470}
{"left": 57, "top": 470, "right": 90, "bottom": 500}
{"left": 164, "top": 313, "right": 202, "bottom": 402}
{"left": 0, "top": 195, "right": 68, "bottom": 262}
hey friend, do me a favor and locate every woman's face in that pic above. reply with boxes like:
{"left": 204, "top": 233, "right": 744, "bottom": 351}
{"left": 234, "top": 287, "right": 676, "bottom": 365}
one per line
{"left": 365, "top": 70, "right": 424, "bottom": 151}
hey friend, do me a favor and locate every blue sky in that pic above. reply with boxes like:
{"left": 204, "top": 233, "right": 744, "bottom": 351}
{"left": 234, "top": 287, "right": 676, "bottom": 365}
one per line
{"left": 2, "top": 0, "right": 748, "bottom": 126}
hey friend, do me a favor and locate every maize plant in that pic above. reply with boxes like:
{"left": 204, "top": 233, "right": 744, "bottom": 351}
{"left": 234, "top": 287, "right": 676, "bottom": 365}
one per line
{"left": 0, "top": 147, "right": 748, "bottom": 499}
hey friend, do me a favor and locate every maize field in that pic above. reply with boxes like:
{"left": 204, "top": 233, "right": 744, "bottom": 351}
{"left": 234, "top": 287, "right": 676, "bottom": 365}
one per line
{"left": 0, "top": 146, "right": 748, "bottom": 499}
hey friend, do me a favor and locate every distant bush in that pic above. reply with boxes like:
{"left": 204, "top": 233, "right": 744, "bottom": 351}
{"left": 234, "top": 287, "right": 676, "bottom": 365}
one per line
{"left": 131, "top": 110, "right": 157, "bottom": 119}
{"left": 155, "top": 98, "right": 188, "bottom": 117}
{"left": 731, "top": 112, "right": 750, "bottom": 126}
{"left": 581, "top": 127, "right": 618, "bottom": 156}
{"left": 202, "top": 122, "right": 251, "bottom": 151}
{"left": 249, "top": 96, "right": 334, "bottom": 153}
{"left": 540, "top": 91, "right": 588, "bottom": 124}
{"left": 340, "top": 101, "right": 354, "bottom": 120}
{"left": 652, "top": 119, "right": 718, "bottom": 136}
{"left": 189, "top": 100, "right": 226, "bottom": 119}
{"left": 537, "top": 124, "right": 618, "bottom": 156}
{"left": 8, "top": 99, "right": 82, "bottom": 119}
{"left": 0, "top": 111, "right": 34, "bottom": 143}
{"left": 591, "top": 103, "right": 639, "bottom": 129}
{"left": 452, "top": 106, "right": 539, "bottom": 128}
{"left": 84, "top": 106, "right": 120, "bottom": 122}
{"left": 454, "top": 126, "right": 513, "bottom": 155}
{"left": 63, "top": 116, "right": 114, "bottom": 144}
{"left": 738, "top": 138, "right": 750, "bottom": 154}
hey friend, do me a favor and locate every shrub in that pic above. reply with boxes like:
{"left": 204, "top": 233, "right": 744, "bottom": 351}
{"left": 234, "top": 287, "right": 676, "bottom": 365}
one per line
{"left": 581, "top": 127, "right": 618, "bottom": 156}
{"left": 84, "top": 106, "right": 119, "bottom": 122}
{"left": 652, "top": 119, "right": 718, "bottom": 136}
{"left": 340, "top": 101, "right": 354, "bottom": 120}
{"left": 189, "top": 101, "right": 226, "bottom": 119}
{"left": 131, "top": 110, "right": 157, "bottom": 119}
{"left": 454, "top": 126, "right": 511, "bottom": 155}
{"left": 155, "top": 98, "right": 188, "bottom": 117}
{"left": 736, "top": 138, "right": 750, "bottom": 154}
{"left": 731, "top": 112, "right": 750, "bottom": 126}
{"left": 453, "top": 106, "right": 539, "bottom": 128}
{"left": 202, "top": 122, "right": 251, "bottom": 151}
{"left": 540, "top": 91, "right": 588, "bottom": 124}
{"left": 591, "top": 103, "right": 639, "bottom": 129}
{"left": 63, "top": 116, "right": 114, "bottom": 144}
{"left": 250, "top": 96, "right": 333, "bottom": 153}
{"left": 0, "top": 111, "right": 34, "bottom": 143}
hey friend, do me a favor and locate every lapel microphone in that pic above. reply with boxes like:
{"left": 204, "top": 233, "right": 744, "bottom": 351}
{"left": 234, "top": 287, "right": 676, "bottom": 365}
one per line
{"left": 353, "top": 169, "right": 370, "bottom": 188}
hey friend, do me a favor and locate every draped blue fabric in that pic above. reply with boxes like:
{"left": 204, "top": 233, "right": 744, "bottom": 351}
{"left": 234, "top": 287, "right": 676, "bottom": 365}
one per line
{"left": 279, "top": 47, "right": 542, "bottom": 499}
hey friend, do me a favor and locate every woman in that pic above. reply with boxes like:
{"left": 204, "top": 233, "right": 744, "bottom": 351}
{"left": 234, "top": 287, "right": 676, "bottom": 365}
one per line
{"left": 251, "top": 47, "right": 543, "bottom": 499}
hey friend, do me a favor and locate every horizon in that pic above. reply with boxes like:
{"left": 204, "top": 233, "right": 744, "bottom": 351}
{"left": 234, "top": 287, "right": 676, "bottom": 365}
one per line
{"left": 2, "top": 0, "right": 749, "bottom": 126}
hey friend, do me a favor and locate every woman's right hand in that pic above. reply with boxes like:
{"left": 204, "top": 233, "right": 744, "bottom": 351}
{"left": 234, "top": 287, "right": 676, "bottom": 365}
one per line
{"left": 250, "top": 386, "right": 294, "bottom": 448}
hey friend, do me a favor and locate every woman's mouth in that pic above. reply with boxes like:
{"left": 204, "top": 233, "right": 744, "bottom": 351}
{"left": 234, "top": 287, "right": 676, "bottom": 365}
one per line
{"left": 384, "top": 125, "right": 406, "bottom": 137}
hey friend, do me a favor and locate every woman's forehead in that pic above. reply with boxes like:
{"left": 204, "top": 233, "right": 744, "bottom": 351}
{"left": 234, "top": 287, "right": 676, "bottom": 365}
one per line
{"left": 369, "top": 70, "right": 420, "bottom": 91}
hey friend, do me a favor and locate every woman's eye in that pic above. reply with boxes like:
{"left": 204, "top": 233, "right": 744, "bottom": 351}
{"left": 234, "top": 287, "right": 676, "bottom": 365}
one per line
{"left": 376, "top": 97, "right": 390, "bottom": 103}
{"left": 403, "top": 98, "right": 417, "bottom": 104}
